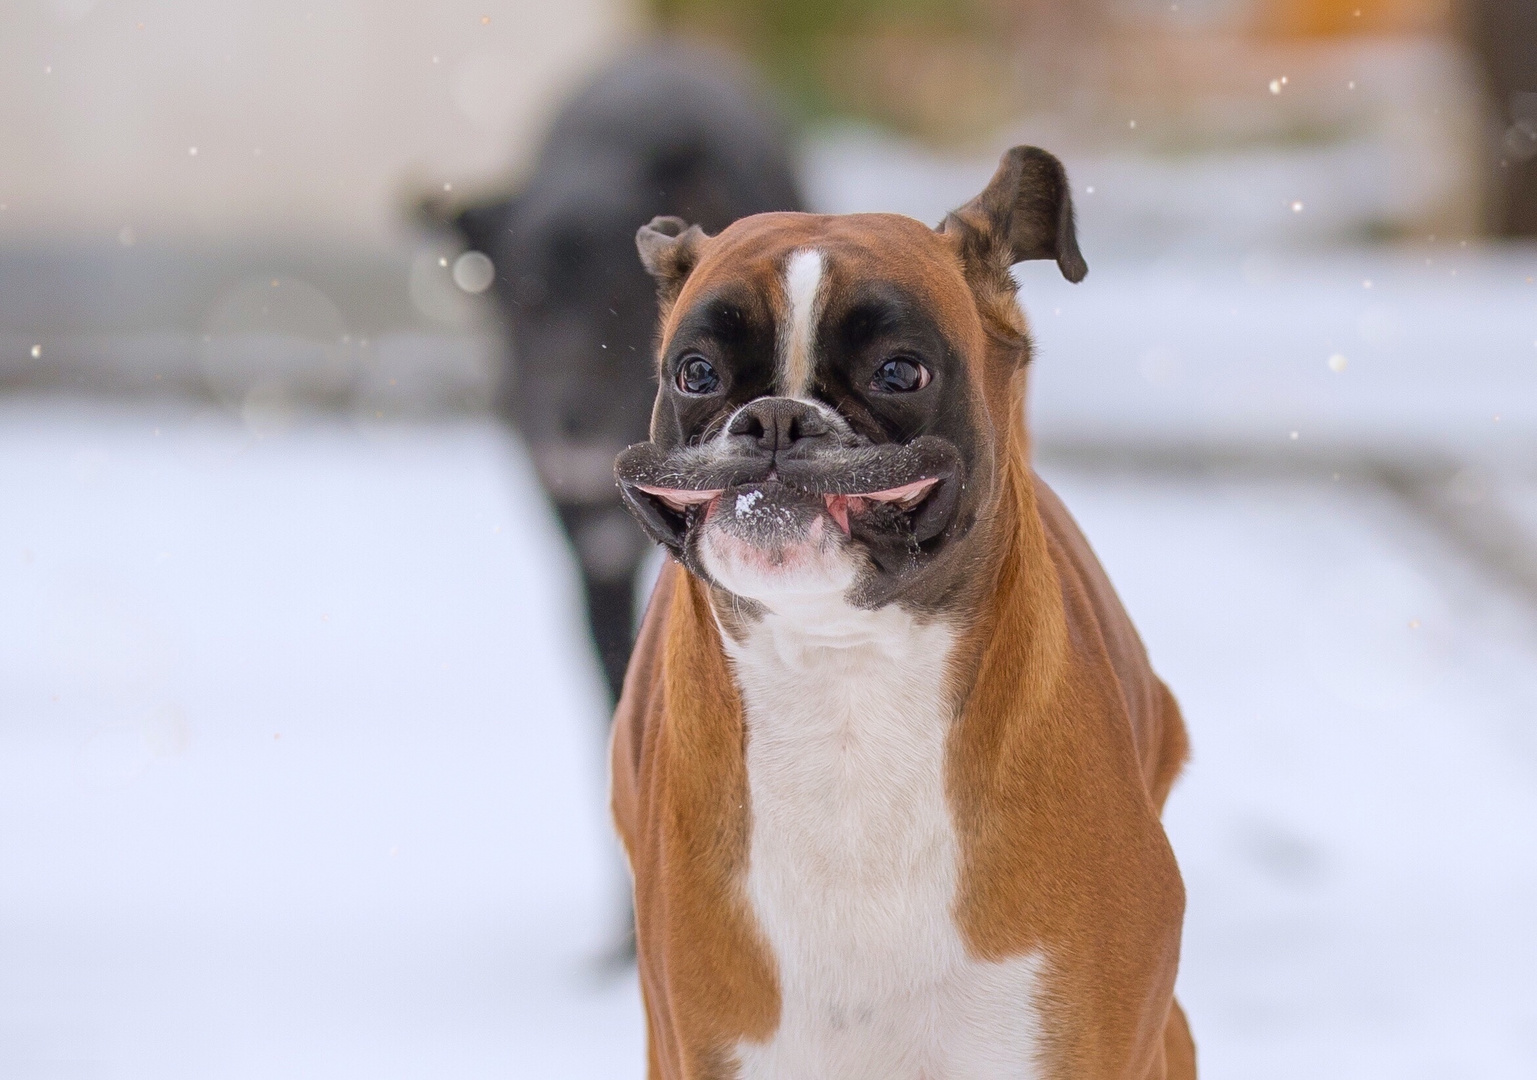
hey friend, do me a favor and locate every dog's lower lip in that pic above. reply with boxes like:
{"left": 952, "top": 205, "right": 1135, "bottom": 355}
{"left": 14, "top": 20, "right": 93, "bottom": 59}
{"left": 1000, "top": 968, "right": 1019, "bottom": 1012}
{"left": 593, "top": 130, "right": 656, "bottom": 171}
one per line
{"left": 634, "top": 484, "right": 724, "bottom": 513}
{"left": 632, "top": 475, "right": 941, "bottom": 538}
{"left": 854, "top": 477, "right": 940, "bottom": 507}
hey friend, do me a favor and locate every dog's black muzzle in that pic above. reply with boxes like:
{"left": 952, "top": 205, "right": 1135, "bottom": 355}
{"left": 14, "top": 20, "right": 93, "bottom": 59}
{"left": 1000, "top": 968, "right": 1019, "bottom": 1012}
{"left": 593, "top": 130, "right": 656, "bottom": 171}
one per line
{"left": 614, "top": 433, "right": 964, "bottom": 557}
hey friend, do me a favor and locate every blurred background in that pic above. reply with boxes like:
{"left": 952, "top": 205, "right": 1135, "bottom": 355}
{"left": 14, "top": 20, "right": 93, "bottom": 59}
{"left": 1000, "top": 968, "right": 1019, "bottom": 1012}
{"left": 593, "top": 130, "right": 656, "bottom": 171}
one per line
{"left": 2, "top": 1, "right": 1535, "bottom": 1078}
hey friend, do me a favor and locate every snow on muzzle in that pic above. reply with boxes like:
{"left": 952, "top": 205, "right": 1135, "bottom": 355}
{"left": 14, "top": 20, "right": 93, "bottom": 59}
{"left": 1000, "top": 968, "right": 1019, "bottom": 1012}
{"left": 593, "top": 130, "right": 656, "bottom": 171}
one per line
{"left": 614, "top": 436, "right": 963, "bottom": 550}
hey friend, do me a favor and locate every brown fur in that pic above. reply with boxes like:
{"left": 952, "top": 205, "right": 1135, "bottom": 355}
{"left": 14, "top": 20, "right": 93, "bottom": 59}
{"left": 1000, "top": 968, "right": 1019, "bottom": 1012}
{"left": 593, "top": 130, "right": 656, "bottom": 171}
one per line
{"left": 612, "top": 564, "right": 780, "bottom": 1079}
{"left": 944, "top": 385, "right": 1189, "bottom": 1079}
{"left": 613, "top": 195, "right": 1194, "bottom": 1079}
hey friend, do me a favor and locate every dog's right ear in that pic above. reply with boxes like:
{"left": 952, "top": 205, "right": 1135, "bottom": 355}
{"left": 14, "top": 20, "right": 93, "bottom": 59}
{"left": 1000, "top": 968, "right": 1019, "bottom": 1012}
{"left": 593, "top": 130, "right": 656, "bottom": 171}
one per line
{"left": 637, "top": 215, "right": 710, "bottom": 316}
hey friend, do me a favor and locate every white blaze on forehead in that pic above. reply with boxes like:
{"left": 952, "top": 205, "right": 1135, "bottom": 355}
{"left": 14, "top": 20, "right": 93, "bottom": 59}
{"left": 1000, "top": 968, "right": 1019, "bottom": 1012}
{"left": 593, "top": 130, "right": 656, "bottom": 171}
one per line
{"left": 779, "top": 249, "right": 825, "bottom": 397}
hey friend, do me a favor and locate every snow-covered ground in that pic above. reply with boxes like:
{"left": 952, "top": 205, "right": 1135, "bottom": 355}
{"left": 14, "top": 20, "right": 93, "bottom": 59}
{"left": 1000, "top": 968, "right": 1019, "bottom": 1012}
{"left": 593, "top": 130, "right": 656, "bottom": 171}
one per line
{"left": 1050, "top": 467, "right": 1537, "bottom": 1079}
{"left": 0, "top": 402, "right": 641, "bottom": 1079}
{"left": 3, "top": 394, "right": 1535, "bottom": 1079}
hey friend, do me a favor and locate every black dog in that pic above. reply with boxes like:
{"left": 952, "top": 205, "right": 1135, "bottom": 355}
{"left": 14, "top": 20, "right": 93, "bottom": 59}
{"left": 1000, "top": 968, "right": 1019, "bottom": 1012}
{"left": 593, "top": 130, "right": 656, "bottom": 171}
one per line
{"left": 438, "top": 42, "right": 802, "bottom": 703}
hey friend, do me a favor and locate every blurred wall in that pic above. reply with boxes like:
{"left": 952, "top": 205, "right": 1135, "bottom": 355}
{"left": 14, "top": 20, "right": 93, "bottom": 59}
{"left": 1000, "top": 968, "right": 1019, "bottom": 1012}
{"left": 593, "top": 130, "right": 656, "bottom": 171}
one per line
{"left": 0, "top": 0, "right": 639, "bottom": 248}
{"left": 661, "top": 0, "right": 1488, "bottom": 241}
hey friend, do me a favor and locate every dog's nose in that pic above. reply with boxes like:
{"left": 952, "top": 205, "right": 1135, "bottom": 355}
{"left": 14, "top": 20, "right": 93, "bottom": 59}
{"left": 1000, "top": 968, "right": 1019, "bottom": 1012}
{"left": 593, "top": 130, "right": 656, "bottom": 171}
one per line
{"left": 727, "top": 398, "right": 833, "bottom": 456}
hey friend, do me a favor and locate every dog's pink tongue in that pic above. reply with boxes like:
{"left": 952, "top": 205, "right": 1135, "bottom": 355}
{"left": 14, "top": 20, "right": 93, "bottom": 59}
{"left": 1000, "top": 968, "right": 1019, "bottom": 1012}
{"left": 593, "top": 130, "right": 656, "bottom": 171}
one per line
{"left": 824, "top": 495, "right": 849, "bottom": 534}
{"left": 822, "top": 494, "right": 867, "bottom": 535}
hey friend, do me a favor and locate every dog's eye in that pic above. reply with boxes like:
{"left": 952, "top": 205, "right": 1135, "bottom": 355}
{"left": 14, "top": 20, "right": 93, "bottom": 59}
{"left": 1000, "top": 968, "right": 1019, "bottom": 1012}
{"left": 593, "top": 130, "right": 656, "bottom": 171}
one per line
{"left": 676, "top": 354, "right": 721, "bottom": 395}
{"left": 870, "top": 357, "right": 930, "bottom": 393}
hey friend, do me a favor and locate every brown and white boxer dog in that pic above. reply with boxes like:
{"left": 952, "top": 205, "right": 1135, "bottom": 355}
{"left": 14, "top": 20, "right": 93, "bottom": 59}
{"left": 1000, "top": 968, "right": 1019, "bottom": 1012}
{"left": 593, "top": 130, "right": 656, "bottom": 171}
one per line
{"left": 610, "top": 146, "right": 1196, "bottom": 1080}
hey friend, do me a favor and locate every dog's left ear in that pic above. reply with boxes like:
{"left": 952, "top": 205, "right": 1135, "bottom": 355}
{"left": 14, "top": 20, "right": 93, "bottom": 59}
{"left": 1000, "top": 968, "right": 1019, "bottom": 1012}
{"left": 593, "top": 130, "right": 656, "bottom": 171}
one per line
{"left": 942, "top": 146, "right": 1086, "bottom": 283}
{"left": 637, "top": 215, "right": 711, "bottom": 317}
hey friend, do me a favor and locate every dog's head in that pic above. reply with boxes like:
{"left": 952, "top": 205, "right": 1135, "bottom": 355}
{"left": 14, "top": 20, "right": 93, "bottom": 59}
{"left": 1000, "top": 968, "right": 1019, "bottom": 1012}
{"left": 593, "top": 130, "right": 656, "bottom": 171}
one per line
{"left": 446, "top": 171, "right": 666, "bottom": 458}
{"left": 616, "top": 146, "right": 1085, "bottom": 615}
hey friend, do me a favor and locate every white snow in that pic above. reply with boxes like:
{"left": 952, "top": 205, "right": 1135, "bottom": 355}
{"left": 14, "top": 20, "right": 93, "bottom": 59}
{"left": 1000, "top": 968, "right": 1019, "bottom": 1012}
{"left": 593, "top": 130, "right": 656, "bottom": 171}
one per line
{"left": 4, "top": 396, "right": 1533, "bottom": 1077}
{"left": 1043, "top": 467, "right": 1537, "bottom": 1079}
{"left": 2, "top": 236, "right": 1536, "bottom": 1078}
{"left": 0, "top": 400, "right": 641, "bottom": 1080}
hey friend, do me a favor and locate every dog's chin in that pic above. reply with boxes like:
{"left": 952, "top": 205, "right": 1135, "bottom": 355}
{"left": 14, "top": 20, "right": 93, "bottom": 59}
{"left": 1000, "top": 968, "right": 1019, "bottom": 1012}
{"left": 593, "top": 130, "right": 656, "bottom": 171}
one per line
{"left": 696, "top": 484, "right": 860, "bottom": 606}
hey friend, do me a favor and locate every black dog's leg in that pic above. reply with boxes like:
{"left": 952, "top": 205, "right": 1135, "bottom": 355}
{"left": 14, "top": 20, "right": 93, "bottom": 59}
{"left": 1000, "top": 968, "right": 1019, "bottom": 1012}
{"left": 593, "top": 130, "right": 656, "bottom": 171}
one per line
{"left": 585, "top": 572, "right": 636, "bottom": 706}
{"left": 555, "top": 503, "right": 645, "bottom": 706}
{"left": 556, "top": 501, "right": 644, "bottom": 965}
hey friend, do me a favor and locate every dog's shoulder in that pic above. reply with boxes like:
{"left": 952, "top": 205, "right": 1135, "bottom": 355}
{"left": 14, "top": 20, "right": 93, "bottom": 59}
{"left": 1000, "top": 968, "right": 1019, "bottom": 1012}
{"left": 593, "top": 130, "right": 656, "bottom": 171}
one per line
{"left": 609, "top": 559, "right": 680, "bottom": 852}
{"left": 1034, "top": 473, "right": 1189, "bottom": 809}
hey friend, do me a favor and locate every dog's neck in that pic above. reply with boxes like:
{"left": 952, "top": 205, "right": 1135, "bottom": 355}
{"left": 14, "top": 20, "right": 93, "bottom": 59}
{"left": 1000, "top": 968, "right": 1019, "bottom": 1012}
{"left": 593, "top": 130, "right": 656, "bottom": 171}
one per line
{"left": 722, "top": 588, "right": 917, "bottom": 657}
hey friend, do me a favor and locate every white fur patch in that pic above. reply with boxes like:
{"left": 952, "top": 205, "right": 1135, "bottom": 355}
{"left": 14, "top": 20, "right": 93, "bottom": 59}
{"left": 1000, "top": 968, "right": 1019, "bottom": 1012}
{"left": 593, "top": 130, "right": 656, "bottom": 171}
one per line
{"left": 700, "top": 517, "right": 856, "bottom": 609}
{"left": 779, "top": 249, "right": 824, "bottom": 397}
{"left": 724, "top": 595, "right": 1047, "bottom": 1079}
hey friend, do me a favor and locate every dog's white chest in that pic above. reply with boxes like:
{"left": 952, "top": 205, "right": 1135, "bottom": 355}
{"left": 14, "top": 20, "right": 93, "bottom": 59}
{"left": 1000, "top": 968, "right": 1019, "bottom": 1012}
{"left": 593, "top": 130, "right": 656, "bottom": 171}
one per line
{"left": 725, "top": 602, "right": 1045, "bottom": 1080}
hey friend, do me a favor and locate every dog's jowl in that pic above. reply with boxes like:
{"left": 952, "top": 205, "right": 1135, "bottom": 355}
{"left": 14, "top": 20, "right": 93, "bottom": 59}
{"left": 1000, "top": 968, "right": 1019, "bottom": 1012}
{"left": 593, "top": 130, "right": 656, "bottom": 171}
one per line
{"left": 612, "top": 146, "right": 1196, "bottom": 1080}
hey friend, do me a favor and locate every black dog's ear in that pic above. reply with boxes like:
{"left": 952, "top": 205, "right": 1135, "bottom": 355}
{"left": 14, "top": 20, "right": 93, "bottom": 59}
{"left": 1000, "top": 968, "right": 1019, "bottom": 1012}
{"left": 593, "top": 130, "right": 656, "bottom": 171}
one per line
{"left": 942, "top": 146, "right": 1086, "bottom": 283}
{"left": 636, "top": 215, "right": 710, "bottom": 315}
{"left": 416, "top": 190, "right": 519, "bottom": 256}
{"left": 452, "top": 196, "right": 520, "bottom": 256}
